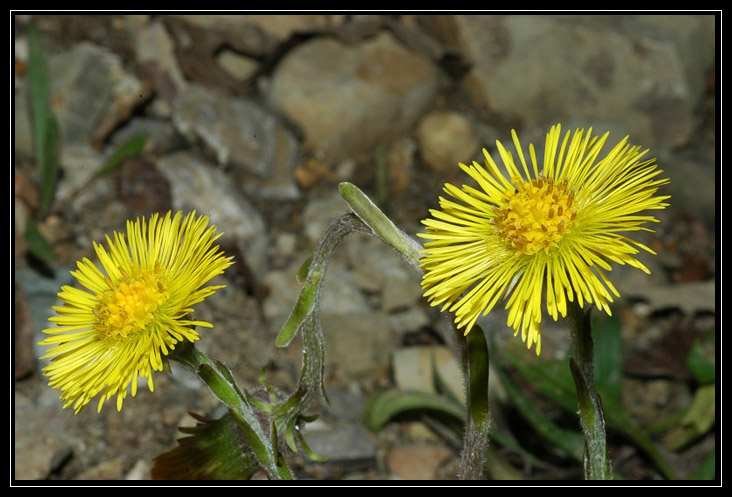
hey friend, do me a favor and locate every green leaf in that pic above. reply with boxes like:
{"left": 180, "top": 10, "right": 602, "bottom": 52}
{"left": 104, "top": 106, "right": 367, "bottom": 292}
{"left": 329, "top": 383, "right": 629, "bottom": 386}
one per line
{"left": 592, "top": 315, "right": 623, "bottom": 404}
{"left": 24, "top": 217, "right": 56, "bottom": 263}
{"left": 339, "top": 182, "right": 423, "bottom": 271}
{"left": 662, "top": 383, "right": 715, "bottom": 452}
{"left": 688, "top": 449, "right": 715, "bottom": 480}
{"left": 151, "top": 411, "right": 261, "bottom": 480}
{"left": 686, "top": 340, "right": 715, "bottom": 384}
{"left": 363, "top": 388, "right": 465, "bottom": 432}
{"left": 28, "top": 23, "right": 57, "bottom": 210}
{"left": 96, "top": 134, "right": 148, "bottom": 178}
{"left": 492, "top": 337, "right": 584, "bottom": 461}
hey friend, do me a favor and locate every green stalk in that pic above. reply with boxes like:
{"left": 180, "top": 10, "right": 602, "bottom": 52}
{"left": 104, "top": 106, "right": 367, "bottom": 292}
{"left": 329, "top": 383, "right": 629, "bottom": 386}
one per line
{"left": 567, "top": 301, "right": 612, "bottom": 480}
{"left": 170, "top": 341, "right": 294, "bottom": 480}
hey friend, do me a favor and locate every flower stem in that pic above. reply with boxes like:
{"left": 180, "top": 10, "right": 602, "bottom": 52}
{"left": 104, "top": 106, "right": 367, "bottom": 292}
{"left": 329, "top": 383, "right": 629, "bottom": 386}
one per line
{"left": 170, "top": 341, "right": 294, "bottom": 480}
{"left": 567, "top": 301, "right": 612, "bottom": 480}
{"left": 454, "top": 324, "right": 491, "bottom": 480}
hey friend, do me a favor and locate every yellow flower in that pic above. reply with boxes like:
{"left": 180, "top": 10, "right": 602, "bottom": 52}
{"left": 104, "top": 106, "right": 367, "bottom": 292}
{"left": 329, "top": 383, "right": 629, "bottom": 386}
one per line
{"left": 419, "top": 124, "right": 669, "bottom": 354}
{"left": 39, "top": 211, "right": 233, "bottom": 413}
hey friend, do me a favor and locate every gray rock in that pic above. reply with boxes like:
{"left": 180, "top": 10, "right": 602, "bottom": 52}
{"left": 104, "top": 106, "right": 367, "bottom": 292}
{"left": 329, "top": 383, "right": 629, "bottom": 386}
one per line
{"left": 171, "top": 84, "right": 300, "bottom": 199}
{"left": 263, "top": 259, "right": 371, "bottom": 323}
{"left": 302, "top": 191, "right": 350, "bottom": 245}
{"left": 392, "top": 345, "right": 464, "bottom": 404}
{"left": 454, "top": 15, "right": 711, "bottom": 148}
{"left": 301, "top": 420, "right": 378, "bottom": 471}
{"left": 381, "top": 275, "right": 422, "bottom": 313}
{"left": 110, "top": 117, "right": 182, "bottom": 156}
{"left": 14, "top": 393, "right": 73, "bottom": 480}
{"left": 134, "top": 18, "right": 188, "bottom": 96}
{"left": 323, "top": 384, "right": 366, "bottom": 422}
{"left": 49, "top": 42, "right": 148, "bottom": 145}
{"left": 322, "top": 312, "right": 392, "bottom": 383}
{"left": 267, "top": 32, "right": 439, "bottom": 162}
{"left": 155, "top": 151, "right": 267, "bottom": 277}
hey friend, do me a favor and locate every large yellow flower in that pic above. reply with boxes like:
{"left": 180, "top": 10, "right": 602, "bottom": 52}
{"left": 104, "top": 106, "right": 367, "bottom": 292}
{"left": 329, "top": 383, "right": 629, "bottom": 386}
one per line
{"left": 39, "top": 211, "right": 233, "bottom": 413}
{"left": 419, "top": 124, "right": 669, "bottom": 354}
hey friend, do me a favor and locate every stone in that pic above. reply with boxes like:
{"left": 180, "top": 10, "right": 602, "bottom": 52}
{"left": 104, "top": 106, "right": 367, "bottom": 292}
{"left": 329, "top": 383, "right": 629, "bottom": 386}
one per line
{"left": 14, "top": 284, "right": 35, "bottom": 379}
{"left": 171, "top": 84, "right": 300, "bottom": 199}
{"left": 392, "top": 345, "right": 464, "bottom": 404}
{"left": 216, "top": 49, "right": 259, "bottom": 82}
{"left": 14, "top": 393, "right": 73, "bottom": 480}
{"left": 386, "top": 443, "right": 454, "bottom": 480}
{"left": 49, "top": 42, "right": 149, "bottom": 146}
{"left": 302, "top": 191, "right": 350, "bottom": 245}
{"left": 322, "top": 312, "right": 392, "bottom": 383}
{"left": 245, "top": 14, "right": 332, "bottom": 40}
{"left": 454, "top": 15, "right": 710, "bottom": 148}
{"left": 416, "top": 110, "right": 480, "bottom": 172}
{"left": 155, "top": 151, "right": 267, "bottom": 277}
{"left": 301, "top": 420, "right": 378, "bottom": 471}
{"left": 267, "top": 32, "right": 439, "bottom": 162}
{"left": 134, "top": 18, "right": 188, "bottom": 97}
{"left": 381, "top": 275, "right": 422, "bottom": 313}
{"left": 323, "top": 384, "right": 366, "bottom": 422}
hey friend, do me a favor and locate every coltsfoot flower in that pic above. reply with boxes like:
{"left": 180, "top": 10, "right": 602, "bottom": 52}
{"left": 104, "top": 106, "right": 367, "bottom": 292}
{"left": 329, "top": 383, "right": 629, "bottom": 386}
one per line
{"left": 39, "top": 211, "right": 233, "bottom": 413}
{"left": 419, "top": 124, "right": 669, "bottom": 354}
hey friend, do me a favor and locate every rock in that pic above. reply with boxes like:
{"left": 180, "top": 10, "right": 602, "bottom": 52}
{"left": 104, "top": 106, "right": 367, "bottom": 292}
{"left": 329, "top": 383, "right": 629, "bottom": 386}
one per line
{"left": 267, "top": 31, "right": 439, "bottom": 162}
{"left": 14, "top": 393, "right": 73, "bottom": 480}
{"left": 117, "top": 158, "right": 173, "bottom": 216}
{"left": 14, "top": 284, "right": 35, "bottom": 379}
{"left": 322, "top": 312, "right": 391, "bottom": 383}
{"left": 245, "top": 14, "right": 332, "bottom": 40}
{"left": 386, "top": 443, "right": 454, "bottom": 480}
{"left": 216, "top": 49, "right": 259, "bottom": 82}
{"left": 134, "top": 18, "right": 188, "bottom": 100}
{"left": 392, "top": 345, "right": 464, "bottom": 404}
{"left": 302, "top": 191, "right": 350, "bottom": 245}
{"left": 416, "top": 110, "right": 480, "bottom": 172}
{"left": 454, "top": 15, "right": 710, "bottom": 148}
{"left": 155, "top": 151, "right": 267, "bottom": 276}
{"left": 49, "top": 42, "right": 149, "bottom": 146}
{"left": 124, "top": 459, "right": 151, "bottom": 480}
{"left": 110, "top": 117, "right": 183, "bottom": 156}
{"left": 263, "top": 259, "right": 371, "bottom": 323}
{"left": 301, "top": 420, "right": 378, "bottom": 471}
{"left": 387, "top": 308, "right": 432, "bottom": 334}
{"left": 171, "top": 84, "right": 300, "bottom": 199}
{"left": 620, "top": 280, "right": 715, "bottom": 315}
{"left": 381, "top": 275, "right": 422, "bottom": 313}
{"left": 76, "top": 457, "right": 125, "bottom": 480}
{"left": 55, "top": 144, "right": 106, "bottom": 208}
{"left": 324, "top": 384, "right": 366, "bottom": 422}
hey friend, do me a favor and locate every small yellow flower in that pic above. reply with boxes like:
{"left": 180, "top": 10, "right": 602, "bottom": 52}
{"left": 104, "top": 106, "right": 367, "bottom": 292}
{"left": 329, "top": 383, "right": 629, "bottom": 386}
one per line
{"left": 419, "top": 124, "right": 669, "bottom": 354}
{"left": 39, "top": 211, "right": 233, "bottom": 413}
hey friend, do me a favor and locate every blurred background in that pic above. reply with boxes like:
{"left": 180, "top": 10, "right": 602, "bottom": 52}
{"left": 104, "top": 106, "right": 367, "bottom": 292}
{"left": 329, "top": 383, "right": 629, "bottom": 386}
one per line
{"left": 13, "top": 14, "right": 716, "bottom": 481}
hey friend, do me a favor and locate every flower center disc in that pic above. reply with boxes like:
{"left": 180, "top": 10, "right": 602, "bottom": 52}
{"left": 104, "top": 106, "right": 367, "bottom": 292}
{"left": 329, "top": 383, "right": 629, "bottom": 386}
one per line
{"left": 493, "top": 175, "right": 577, "bottom": 255}
{"left": 94, "top": 265, "right": 170, "bottom": 340}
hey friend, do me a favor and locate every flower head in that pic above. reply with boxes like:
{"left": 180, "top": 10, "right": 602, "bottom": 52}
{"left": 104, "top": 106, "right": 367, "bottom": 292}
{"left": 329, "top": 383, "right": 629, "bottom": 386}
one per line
{"left": 419, "top": 124, "right": 669, "bottom": 354}
{"left": 39, "top": 211, "right": 233, "bottom": 413}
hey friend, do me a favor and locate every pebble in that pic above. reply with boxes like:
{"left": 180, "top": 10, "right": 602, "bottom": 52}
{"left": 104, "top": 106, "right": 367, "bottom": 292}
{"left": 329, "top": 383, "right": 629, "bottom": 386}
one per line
{"left": 267, "top": 31, "right": 439, "bottom": 162}
{"left": 392, "top": 345, "right": 464, "bottom": 404}
{"left": 48, "top": 42, "right": 149, "bottom": 146}
{"left": 301, "top": 420, "right": 378, "bottom": 472}
{"left": 155, "top": 151, "right": 268, "bottom": 277}
{"left": 416, "top": 110, "right": 480, "bottom": 172}
{"left": 386, "top": 443, "right": 454, "bottom": 480}
{"left": 453, "top": 14, "right": 712, "bottom": 147}
{"left": 171, "top": 83, "right": 300, "bottom": 200}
